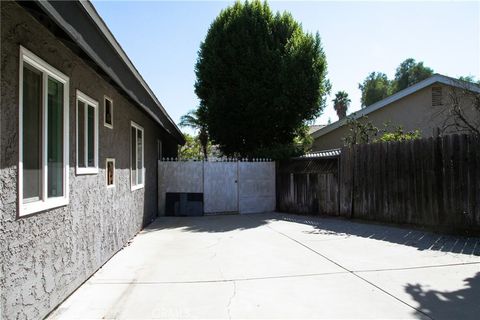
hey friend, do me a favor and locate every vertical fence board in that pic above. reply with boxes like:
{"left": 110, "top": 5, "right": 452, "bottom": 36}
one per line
{"left": 397, "top": 141, "right": 405, "bottom": 223}
{"left": 361, "top": 143, "right": 368, "bottom": 219}
{"left": 458, "top": 134, "right": 469, "bottom": 229}
{"left": 451, "top": 134, "right": 461, "bottom": 228}
{"left": 405, "top": 140, "right": 414, "bottom": 224}
{"left": 382, "top": 142, "right": 390, "bottom": 222}
{"left": 472, "top": 136, "right": 480, "bottom": 226}
{"left": 366, "top": 143, "right": 373, "bottom": 220}
{"left": 411, "top": 139, "right": 420, "bottom": 225}
{"left": 429, "top": 138, "right": 438, "bottom": 226}
{"left": 442, "top": 135, "right": 452, "bottom": 226}
{"left": 339, "top": 147, "right": 353, "bottom": 216}
{"left": 466, "top": 136, "right": 475, "bottom": 227}
{"left": 354, "top": 144, "right": 362, "bottom": 219}
{"left": 374, "top": 142, "right": 382, "bottom": 221}
{"left": 421, "top": 138, "right": 431, "bottom": 226}
{"left": 434, "top": 137, "right": 445, "bottom": 226}
{"left": 389, "top": 142, "right": 397, "bottom": 223}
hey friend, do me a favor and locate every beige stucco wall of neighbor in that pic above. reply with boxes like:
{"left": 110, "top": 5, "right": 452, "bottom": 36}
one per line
{"left": 0, "top": 2, "right": 178, "bottom": 319}
{"left": 312, "top": 84, "right": 459, "bottom": 151}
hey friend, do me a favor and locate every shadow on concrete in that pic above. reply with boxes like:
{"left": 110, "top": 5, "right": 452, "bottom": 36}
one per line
{"left": 405, "top": 272, "right": 480, "bottom": 320}
{"left": 272, "top": 213, "right": 480, "bottom": 256}
{"left": 143, "top": 212, "right": 480, "bottom": 255}
{"left": 143, "top": 214, "right": 269, "bottom": 233}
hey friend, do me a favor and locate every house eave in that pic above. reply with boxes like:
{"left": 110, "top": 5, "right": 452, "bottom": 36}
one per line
{"left": 34, "top": 0, "right": 185, "bottom": 145}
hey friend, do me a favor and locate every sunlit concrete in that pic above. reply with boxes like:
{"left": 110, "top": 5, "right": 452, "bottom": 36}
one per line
{"left": 48, "top": 213, "right": 480, "bottom": 319}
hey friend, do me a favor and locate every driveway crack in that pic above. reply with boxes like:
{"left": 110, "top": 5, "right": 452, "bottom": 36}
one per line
{"left": 227, "top": 280, "right": 236, "bottom": 319}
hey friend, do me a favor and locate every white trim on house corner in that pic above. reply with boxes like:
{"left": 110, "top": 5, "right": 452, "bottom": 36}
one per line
{"left": 76, "top": 90, "right": 99, "bottom": 175}
{"left": 105, "top": 158, "right": 115, "bottom": 188}
{"left": 104, "top": 95, "right": 113, "bottom": 129}
{"left": 18, "top": 46, "right": 70, "bottom": 217}
{"left": 130, "top": 121, "right": 145, "bottom": 191}
{"left": 312, "top": 74, "right": 480, "bottom": 139}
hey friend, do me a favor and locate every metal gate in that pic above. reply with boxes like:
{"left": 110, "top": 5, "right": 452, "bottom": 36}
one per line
{"left": 203, "top": 162, "right": 238, "bottom": 213}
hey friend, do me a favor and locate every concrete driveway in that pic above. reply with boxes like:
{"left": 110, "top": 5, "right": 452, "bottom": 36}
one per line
{"left": 48, "top": 213, "right": 480, "bottom": 319}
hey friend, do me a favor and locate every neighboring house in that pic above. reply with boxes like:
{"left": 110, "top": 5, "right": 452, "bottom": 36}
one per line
{"left": 312, "top": 74, "right": 480, "bottom": 151}
{"left": 0, "top": 1, "right": 184, "bottom": 319}
{"left": 308, "top": 124, "right": 326, "bottom": 135}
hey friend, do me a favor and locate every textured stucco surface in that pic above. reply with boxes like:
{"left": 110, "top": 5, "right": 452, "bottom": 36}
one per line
{"left": 0, "top": 2, "right": 178, "bottom": 319}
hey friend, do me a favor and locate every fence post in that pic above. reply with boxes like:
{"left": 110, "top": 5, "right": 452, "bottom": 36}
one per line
{"left": 339, "top": 146, "right": 353, "bottom": 218}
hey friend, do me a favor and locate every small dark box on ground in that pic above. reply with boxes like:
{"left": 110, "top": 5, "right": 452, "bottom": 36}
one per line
{"left": 165, "top": 193, "right": 204, "bottom": 216}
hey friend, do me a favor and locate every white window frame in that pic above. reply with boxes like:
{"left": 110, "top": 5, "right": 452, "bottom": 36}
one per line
{"left": 18, "top": 46, "right": 70, "bottom": 217}
{"left": 76, "top": 90, "right": 99, "bottom": 175}
{"left": 106, "top": 158, "right": 115, "bottom": 188}
{"left": 131, "top": 121, "right": 145, "bottom": 190}
{"left": 104, "top": 96, "right": 113, "bottom": 129}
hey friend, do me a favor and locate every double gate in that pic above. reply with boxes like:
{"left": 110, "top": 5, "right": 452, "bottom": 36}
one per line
{"left": 158, "top": 160, "right": 275, "bottom": 215}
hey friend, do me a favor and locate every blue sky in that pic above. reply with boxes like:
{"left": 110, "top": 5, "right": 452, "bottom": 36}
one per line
{"left": 92, "top": 0, "right": 480, "bottom": 131}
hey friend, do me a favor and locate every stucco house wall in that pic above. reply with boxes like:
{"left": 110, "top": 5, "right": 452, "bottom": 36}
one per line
{"left": 312, "top": 84, "right": 462, "bottom": 151}
{"left": 0, "top": 2, "right": 179, "bottom": 319}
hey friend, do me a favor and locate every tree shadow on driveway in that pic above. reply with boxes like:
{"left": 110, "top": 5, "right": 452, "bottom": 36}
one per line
{"left": 143, "top": 214, "right": 270, "bottom": 233}
{"left": 405, "top": 272, "right": 480, "bottom": 320}
{"left": 269, "top": 213, "right": 480, "bottom": 256}
{"left": 143, "top": 212, "right": 480, "bottom": 256}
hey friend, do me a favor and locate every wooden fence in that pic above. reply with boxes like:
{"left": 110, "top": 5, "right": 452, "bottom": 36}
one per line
{"left": 277, "top": 134, "right": 480, "bottom": 234}
{"left": 277, "top": 157, "right": 339, "bottom": 215}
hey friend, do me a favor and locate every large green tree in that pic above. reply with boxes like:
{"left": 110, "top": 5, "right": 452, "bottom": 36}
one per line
{"left": 195, "top": 1, "right": 330, "bottom": 158}
{"left": 358, "top": 72, "right": 391, "bottom": 107}
{"left": 359, "top": 58, "right": 435, "bottom": 107}
{"left": 391, "top": 58, "right": 434, "bottom": 93}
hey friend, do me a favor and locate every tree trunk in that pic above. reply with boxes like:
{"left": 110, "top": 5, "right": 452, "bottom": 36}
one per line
{"left": 202, "top": 143, "right": 208, "bottom": 161}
